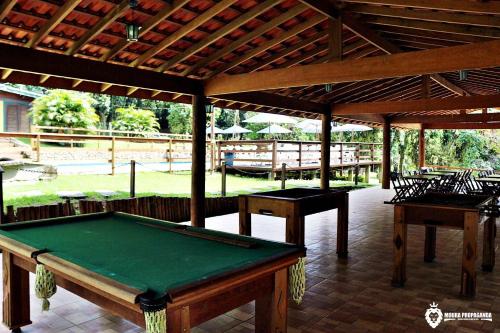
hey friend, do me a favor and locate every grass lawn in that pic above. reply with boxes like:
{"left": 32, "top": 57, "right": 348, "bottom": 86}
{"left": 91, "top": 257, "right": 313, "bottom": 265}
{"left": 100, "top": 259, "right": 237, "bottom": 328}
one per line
{"left": 4, "top": 171, "right": 376, "bottom": 208}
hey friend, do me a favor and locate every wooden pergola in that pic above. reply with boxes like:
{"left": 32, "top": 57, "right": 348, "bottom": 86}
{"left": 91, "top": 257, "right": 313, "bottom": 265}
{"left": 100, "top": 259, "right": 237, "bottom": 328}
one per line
{"left": 0, "top": 0, "right": 499, "bottom": 225}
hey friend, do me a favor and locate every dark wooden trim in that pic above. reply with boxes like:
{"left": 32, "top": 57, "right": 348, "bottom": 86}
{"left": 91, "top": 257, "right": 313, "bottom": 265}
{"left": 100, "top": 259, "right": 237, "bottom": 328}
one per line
{"left": 0, "top": 44, "right": 203, "bottom": 96}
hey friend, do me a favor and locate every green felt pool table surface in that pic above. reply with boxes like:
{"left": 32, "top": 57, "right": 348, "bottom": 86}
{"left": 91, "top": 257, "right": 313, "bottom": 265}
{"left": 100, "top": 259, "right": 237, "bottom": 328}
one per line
{"left": 0, "top": 212, "right": 302, "bottom": 298}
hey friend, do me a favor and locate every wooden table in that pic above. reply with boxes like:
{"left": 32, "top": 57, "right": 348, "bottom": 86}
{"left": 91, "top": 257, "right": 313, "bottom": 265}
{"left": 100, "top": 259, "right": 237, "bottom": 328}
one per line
{"left": 239, "top": 188, "right": 349, "bottom": 257}
{"left": 0, "top": 212, "right": 304, "bottom": 333}
{"left": 391, "top": 193, "right": 496, "bottom": 297}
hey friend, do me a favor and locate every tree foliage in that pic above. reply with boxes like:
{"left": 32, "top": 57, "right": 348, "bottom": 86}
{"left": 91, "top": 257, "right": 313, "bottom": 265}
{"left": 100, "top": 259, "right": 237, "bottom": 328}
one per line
{"left": 30, "top": 90, "right": 99, "bottom": 128}
{"left": 167, "top": 103, "right": 192, "bottom": 134}
{"left": 111, "top": 107, "right": 160, "bottom": 133}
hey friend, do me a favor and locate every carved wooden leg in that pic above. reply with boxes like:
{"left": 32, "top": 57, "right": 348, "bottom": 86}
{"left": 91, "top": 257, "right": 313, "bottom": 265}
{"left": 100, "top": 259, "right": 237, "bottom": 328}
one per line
{"left": 424, "top": 226, "right": 437, "bottom": 262}
{"left": 482, "top": 217, "right": 496, "bottom": 272}
{"left": 337, "top": 193, "right": 349, "bottom": 258}
{"left": 461, "top": 212, "right": 478, "bottom": 297}
{"left": 255, "top": 268, "right": 288, "bottom": 333}
{"left": 167, "top": 306, "right": 190, "bottom": 333}
{"left": 239, "top": 196, "right": 251, "bottom": 236}
{"left": 3, "top": 252, "right": 31, "bottom": 330}
{"left": 392, "top": 205, "right": 407, "bottom": 287}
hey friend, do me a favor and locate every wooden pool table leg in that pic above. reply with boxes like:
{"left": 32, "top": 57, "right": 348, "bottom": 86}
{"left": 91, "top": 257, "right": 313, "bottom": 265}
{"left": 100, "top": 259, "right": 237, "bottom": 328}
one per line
{"left": 337, "top": 193, "right": 349, "bottom": 258}
{"left": 461, "top": 212, "right": 478, "bottom": 298}
{"left": 481, "top": 216, "right": 496, "bottom": 272}
{"left": 255, "top": 268, "right": 288, "bottom": 333}
{"left": 424, "top": 226, "right": 437, "bottom": 262}
{"left": 286, "top": 207, "right": 304, "bottom": 246}
{"left": 168, "top": 306, "right": 190, "bottom": 333}
{"left": 3, "top": 252, "right": 31, "bottom": 331}
{"left": 392, "top": 206, "right": 407, "bottom": 287}
{"left": 239, "top": 196, "right": 251, "bottom": 237}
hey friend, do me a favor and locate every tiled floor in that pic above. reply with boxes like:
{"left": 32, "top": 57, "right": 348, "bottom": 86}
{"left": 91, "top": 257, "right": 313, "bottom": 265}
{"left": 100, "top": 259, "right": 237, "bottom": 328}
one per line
{"left": 1, "top": 187, "right": 498, "bottom": 333}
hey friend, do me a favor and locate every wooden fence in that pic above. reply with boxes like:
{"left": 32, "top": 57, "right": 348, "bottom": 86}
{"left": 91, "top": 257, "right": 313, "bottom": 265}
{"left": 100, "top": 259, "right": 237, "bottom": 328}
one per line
{"left": 4, "top": 196, "right": 238, "bottom": 224}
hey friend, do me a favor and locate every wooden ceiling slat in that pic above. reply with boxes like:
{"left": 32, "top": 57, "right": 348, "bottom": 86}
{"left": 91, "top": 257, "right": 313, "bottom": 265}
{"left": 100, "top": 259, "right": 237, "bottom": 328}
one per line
{"left": 376, "top": 26, "right": 492, "bottom": 44}
{"left": 66, "top": 0, "right": 130, "bottom": 55}
{"left": 157, "top": 0, "right": 277, "bottom": 73}
{"left": 182, "top": 3, "right": 309, "bottom": 76}
{"left": 346, "top": 4, "right": 500, "bottom": 28}
{"left": 102, "top": 0, "right": 191, "bottom": 62}
{"left": 206, "top": 15, "right": 325, "bottom": 77}
{"left": 131, "top": 0, "right": 234, "bottom": 68}
{"left": 0, "top": 0, "right": 17, "bottom": 22}
{"left": 338, "top": 0, "right": 500, "bottom": 15}
{"left": 366, "top": 16, "right": 500, "bottom": 39}
{"left": 27, "top": 0, "right": 82, "bottom": 48}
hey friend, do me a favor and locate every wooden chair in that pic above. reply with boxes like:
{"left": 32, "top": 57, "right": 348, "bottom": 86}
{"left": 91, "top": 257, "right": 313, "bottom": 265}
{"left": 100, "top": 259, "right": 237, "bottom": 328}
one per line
{"left": 389, "top": 172, "right": 414, "bottom": 202}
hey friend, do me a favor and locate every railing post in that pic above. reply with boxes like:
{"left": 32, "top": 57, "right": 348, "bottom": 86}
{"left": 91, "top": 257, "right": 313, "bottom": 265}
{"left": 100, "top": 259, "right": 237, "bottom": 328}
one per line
{"left": 298, "top": 142, "right": 303, "bottom": 180}
{"left": 0, "top": 167, "right": 4, "bottom": 225}
{"left": 35, "top": 134, "right": 41, "bottom": 162}
{"left": 271, "top": 140, "right": 277, "bottom": 180}
{"left": 168, "top": 139, "right": 173, "bottom": 173}
{"left": 130, "top": 160, "right": 136, "bottom": 198}
{"left": 217, "top": 141, "right": 222, "bottom": 168}
{"left": 354, "top": 164, "right": 359, "bottom": 185}
{"left": 281, "top": 163, "right": 286, "bottom": 190}
{"left": 211, "top": 142, "right": 216, "bottom": 174}
{"left": 356, "top": 143, "right": 360, "bottom": 164}
{"left": 111, "top": 137, "right": 116, "bottom": 176}
{"left": 221, "top": 162, "right": 227, "bottom": 197}
{"left": 364, "top": 166, "right": 370, "bottom": 183}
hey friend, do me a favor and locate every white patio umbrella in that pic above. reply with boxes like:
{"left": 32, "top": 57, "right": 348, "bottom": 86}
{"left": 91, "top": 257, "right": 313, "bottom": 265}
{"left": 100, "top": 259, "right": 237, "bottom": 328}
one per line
{"left": 223, "top": 125, "right": 252, "bottom": 134}
{"left": 331, "top": 124, "right": 372, "bottom": 132}
{"left": 297, "top": 119, "right": 322, "bottom": 134}
{"left": 243, "top": 113, "right": 297, "bottom": 124}
{"left": 206, "top": 126, "right": 224, "bottom": 134}
{"left": 257, "top": 124, "right": 291, "bottom": 134}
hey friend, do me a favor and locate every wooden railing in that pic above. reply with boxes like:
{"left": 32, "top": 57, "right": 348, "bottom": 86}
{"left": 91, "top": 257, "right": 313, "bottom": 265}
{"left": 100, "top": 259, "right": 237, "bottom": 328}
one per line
{"left": 32, "top": 125, "right": 191, "bottom": 139}
{"left": 217, "top": 140, "right": 383, "bottom": 177}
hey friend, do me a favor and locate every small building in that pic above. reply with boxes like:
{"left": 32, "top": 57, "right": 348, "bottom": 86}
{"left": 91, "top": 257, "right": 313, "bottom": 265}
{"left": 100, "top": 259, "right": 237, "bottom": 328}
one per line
{"left": 0, "top": 84, "right": 42, "bottom": 132}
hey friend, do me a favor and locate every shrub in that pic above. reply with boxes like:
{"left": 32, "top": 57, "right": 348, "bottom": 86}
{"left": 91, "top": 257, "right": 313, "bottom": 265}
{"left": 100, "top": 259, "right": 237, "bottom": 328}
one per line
{"left": 111, "top": 107, "right": 160, "bottom": 133}
{"left": 30, "top": 90, "right": 99, "bottom": 129}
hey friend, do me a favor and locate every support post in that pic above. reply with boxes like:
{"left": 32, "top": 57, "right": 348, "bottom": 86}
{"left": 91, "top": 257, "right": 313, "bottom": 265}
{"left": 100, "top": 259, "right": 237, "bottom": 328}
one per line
{"left": 281, "top": 163, "right": 286, "bottom": 190}
{"left": 191, "top": 95, "right": 206, "bottom": 228}
{"left": 0, "top": 167, "right": 3, "bottom": 225}
{"left": 130, "top": 160, "right": 136, "bottom": 198}
{"left": 110, "top": 137, "right": 116, "bottom": 176}
{"left": 382, "top": 119, "right": 391, "bottom": 189}
{"left": 321, "top": 113, "right": 331, "bottom": 190}
{"left": 221, "top": 162, "right": 226, "bottom": 197}
{"left": 168, "top": 139, "right": 173, "bottom": 173}
{"left": 271, "top": 140, "right": 277, "bottom": 180}
{"left": 298, "top": 142, "right": 303, "bottom": 180}
{"left": 35, "top": 134, "right": 41, "bottom": 162}
{"left": 418, "top": 126, "right": 425, "bottom": 168}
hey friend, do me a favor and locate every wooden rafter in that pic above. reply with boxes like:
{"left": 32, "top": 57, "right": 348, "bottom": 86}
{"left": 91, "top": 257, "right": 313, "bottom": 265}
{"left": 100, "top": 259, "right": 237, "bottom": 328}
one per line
{"left": 204, "top": 40, "right": 500, "bottom": 95}
{"left": 66, "top": 0, "right": 130, "bottom": 55}
{"left": 102, "top": 0, "right": 190, "bottom": 62}
{"left": 206, "top": 15, "right": 325, "bottom": 77}
{"left": 0, "top": 43, "right": 202, "bottom": 95}
{"left": 183, "top": 3, "right": 309, "bottom": 76}
{"left": 429, "top": 74, "right": 469, "bottom": 96}
{"left": 158, "top": 0, "right": 277, "bottom": 72}
{"left": 391, "top": 113, "right": 500, "bottom": 124}
{"left": 131, "top": 0, "right": 234, "bottom": 68}
{"left": 338, "top": 0, "right": 500, "bottom": 15}
{"left": 27, "top": 0, "right": 82, "bottom": 48}
{"left": 424, "top": 123, "right": 500, "bottom": 130}
{"left": 346, "top": 4, "right": 500, "bottom": 28}
{"left": 332, "top": 94, "right": 500, "bottom": 115}
{"left": 0, "top": 0, "right": 16, "bottom": 22}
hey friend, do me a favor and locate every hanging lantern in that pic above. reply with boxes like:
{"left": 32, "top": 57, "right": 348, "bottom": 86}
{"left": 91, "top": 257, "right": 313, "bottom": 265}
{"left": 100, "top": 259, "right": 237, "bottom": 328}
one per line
{"left": 325, "top": 83, "right": 333, "bottom": 93}
{"left": 126, "top": 23, "right": 140, "bottom": 42}
{"left": 459, "top": 70, "right": 468, "bottom": 81}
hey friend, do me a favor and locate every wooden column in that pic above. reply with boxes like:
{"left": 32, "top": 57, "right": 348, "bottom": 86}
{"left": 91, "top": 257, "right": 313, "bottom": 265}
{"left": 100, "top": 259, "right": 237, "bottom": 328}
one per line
{"left": 382, "top": 119, "right": 391, "bottom": 189}
{"left": 320, "top": 113, "right": 331, "bottom": 190}
{"left": 191, "top": 95, "right": 206, "bottom": 228}
{"left": 418, "top": 126, "right": 425, "bottom": 168}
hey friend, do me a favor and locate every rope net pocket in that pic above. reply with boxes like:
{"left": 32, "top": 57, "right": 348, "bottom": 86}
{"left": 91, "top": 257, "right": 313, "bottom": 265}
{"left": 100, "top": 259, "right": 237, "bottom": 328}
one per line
{"left": 289, "top": 256, "right": 306, "bottom": 305}
{"left": 35, "top": 264, "right": 57, "bottom": 311}
{"left": 140, "top": 293, "right": 168, "bottom": 333}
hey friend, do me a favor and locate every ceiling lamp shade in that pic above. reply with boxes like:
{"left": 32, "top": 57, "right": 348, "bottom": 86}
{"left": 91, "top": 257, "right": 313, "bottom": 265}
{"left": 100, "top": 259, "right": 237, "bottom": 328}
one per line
{"left": 126, "top": 23, "right": 140, "bottom": 42}
{"left": 459, "top": 70, "right": 468, "bottom": 81}
{"left": 325, "top": 83, "right": 333, "bottom": 93}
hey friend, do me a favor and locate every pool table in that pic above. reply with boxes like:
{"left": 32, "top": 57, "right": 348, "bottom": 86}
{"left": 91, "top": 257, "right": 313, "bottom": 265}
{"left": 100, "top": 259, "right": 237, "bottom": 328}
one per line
{"left": 391, "top": 192, "right": 496, "bottom": 297}
{"left": 239, "top": 188, "right": 349, "bottom": 257}
{"left": 0, "top": 212, "right": 304, "bottom": 333}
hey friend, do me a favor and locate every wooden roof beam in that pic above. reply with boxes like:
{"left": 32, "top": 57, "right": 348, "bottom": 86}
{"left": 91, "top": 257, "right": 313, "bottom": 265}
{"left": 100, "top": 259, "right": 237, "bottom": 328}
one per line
{"left": 0, "top": 0, "right": 16, "bottom": 22}
{"left": 183, "top": 3, "right": 309, "bottom": 76}
{"left": 424, "top": 123, "right": 500, "bottom": 130}
{"left": 204, "top": 40, "right": 500, "bottom": 95}
{"left": 27, "top": 0, "right": 82, "bottom": 48}
{"left": 102, "top": 0, "right": 190, "bottom": 62}
{"left": 0, "top": 43, "right": 202, "bottom": 96}
{"left": 338, "top": 1, "right": 500, "bottom": 15}
{"left": 67, "top": 0, "right": 130, "bottom": 55}
{"left": 131, "top": 0, "right": 234, "bottom": 67}
{"left": 332, "top": 94, "right": 500, "bottom": 116}
{"left": 392, "top": 113, "right": 500, "bottom": 124}
{"left": 158, "top": 0, "right": 277, "bottom": 72}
